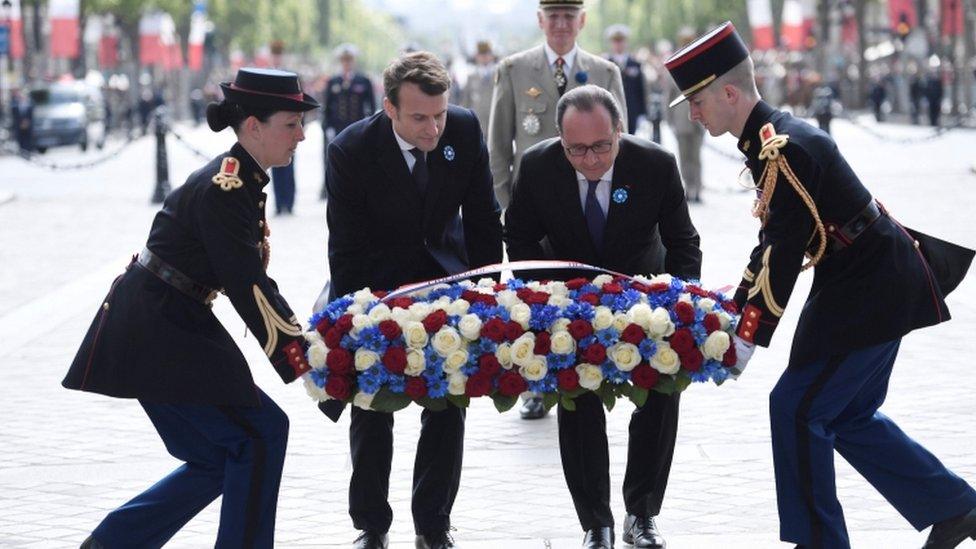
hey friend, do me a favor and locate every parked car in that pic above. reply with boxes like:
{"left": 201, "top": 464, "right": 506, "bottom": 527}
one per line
{"left": 29, "top": 82, "right": 106, "bottom": 153}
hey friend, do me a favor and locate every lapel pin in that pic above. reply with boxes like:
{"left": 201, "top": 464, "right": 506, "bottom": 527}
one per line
{"left": 612, "top": 187, "right": 629, "bottom": 204}
{"left": 443, "top": 145, "right": 455, "bottom": 161}
{"left": 575, "top": 71, "right": 588, "bottom": 84}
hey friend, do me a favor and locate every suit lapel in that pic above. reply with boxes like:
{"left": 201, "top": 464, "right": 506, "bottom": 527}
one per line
{"left": 568, "top": 50, "right": 592, "bottom": 93}
{"left": 602, "top": 142, "right": 631, "bottom": 253}
{"left": 424, "top": 142, "right": 449, "bottom": 229}
{"left": 531, "top": 46, "right": 561, "bottom": 104}
{"left": 552, "top": 154, "right": 599, "bottom": 261}
{"left": 377, "top": 117, "right": 423, "bottom": 212}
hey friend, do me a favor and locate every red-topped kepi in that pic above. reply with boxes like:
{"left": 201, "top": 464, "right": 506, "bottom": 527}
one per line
{"left": 220, "top": 67, "right": 320, "bottom": 112}
{"left": 664, "top": 22, "right": 750, "bottom": 108}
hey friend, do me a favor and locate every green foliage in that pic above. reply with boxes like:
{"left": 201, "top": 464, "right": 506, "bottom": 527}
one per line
{"left": 491, "top": 394, "right": 518, "bottom": 413}
{"left": 581, "top": 0, "right": 749, "bottom": 52}
{"left": 629, "top": 386, "right": 650, "bottom": 407}
{"left": 370, "top": 388, "right": 412, "bottom": 413}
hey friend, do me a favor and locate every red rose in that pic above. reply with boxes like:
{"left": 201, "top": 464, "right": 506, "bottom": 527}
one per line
{"left": 722, "top": 344, "right": 737, "bottom": 367}
{"left": 462, "top": 289, "right": 485, "bottom": 303}
{"left": 703, "top": 313, "right": 721, "bottom": 334}
{"left": 630, "top": 282, "right": 651, "bottom": 293}
{"left": 557, "top": 368, "right": 580, "bottom": 391}
{"left": 481, "top": 318, "right": 507, "bottom": 343}
{"left": 687, "top": 285, "right": 709, "bottom": 297}
{"left": 580, "top": 293, "right": 600, "bottom": 306}
{"left": 492, "top": 283, "right": 508, "bottom": 292}
{"left": 389, "top": 297, "right": 414, "bottom": 310}
{"left": 372, "top": 290, "right": 389, "bottom": 299}
{"left": 478, "top": 354, "right": 502, "bottom": 376}
{"left": 631, "top": 363, "right": 660, "bottom": 389}
{"left": 669, "top": 328, "right": 696, "bottom": 354}
{"left": 335, "top": 314, "right": 354, "bottom": 334}
{"left": 534, "top": 332, "right": 552, "bottom": 355}
{"left": 465, "top": 372, "right": 493, "bottom": 397}
{"left": 405, "top": 377, "right": 428, "bottom": 400}
{"left": 621, "top": 323, "right": 646, "bottom": 345}
{"left": 516, "top": 288, "right": 534, "bottom": 301}
{"left": 326, "top": 348, "right": 353, "bottom": 375}
{"left": 675, "top": 301, "right": 696, "bottom": 325}
{"left": 422, "top": 310, "right": 448, "bottom": 333}
{"left": 567, "top": 319, "right": 594, "bottom": 341}
{"left": 504, "top": 321, "right": 525, "bottom": 342}
{"left": 602, "top": 282, "right": 623, "bottom": 294}
{"left": 378, "top": 319, "right": 403, "bottom": 340}
{"left": 582, "top": 343, "right": 607, "bottom": 365}
{"left": 382, "top": 346, "right": 407, "bottom": 374}
{"left": 325, "top": 375, "right": 352, "bottom": 400}
{"left": 680, "top": 349, "right": 704, "bottom": 372}
{"left": 566, "top": 278, "right": 589, "bottom": 290}
{"left": 721, "top": 300, "right": 739, "bottom": 314}
{"left": 647, "top": 282, "right": 668, "bottom": 293}
{"left": 315, "top": 317, "right": 332, "bottom": 338}
{"left": 498, "top": 371, "right": 528, "bottom": 396}
{"left": 324, "top": 327, "right": 343, "bottom": 349}
{"left": 527, "top": 291, "right": 550, "bottom": 305}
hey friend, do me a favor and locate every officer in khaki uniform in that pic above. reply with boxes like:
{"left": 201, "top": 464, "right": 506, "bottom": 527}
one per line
{"left": 460, "top": 40, "right": 498, "bottom": 132}
{"left": 488, "top": 0, "right": 627, "bottom": 211}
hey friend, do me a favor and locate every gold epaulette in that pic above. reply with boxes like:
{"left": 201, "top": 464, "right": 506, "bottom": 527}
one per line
{"left": 212, "top": 157, "right": 244, "bottom": 191}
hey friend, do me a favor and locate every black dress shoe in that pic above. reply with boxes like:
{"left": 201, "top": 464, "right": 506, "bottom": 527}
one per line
{"left": 80, "top": 535, "right": 105, "bottom": 549}
{"left": 582, "top": 526, "right": 614, "bottom": 548}
{"left": 353, "top": 530, "right": 389, "bottom": 549}
{"left": 519, "top": 395, "right": 548, "bottom": 419}
{"left": 923, "top": 506, "right": 976, "bottom": 549}
{"left": 622, "top": 514, "right": 665, "bottom": 548}
{"left": 415, "top": 530, "right": 457, "bottom": 549}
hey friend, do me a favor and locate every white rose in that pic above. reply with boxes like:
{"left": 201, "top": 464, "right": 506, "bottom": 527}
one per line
{"left": 354, "top": 349, "right": 380, "bottom": 371}
{"left": 576, "top": 363, "right": 604, "bottom": 391}
{"left": 510, "top": 333, "right": 537, "bottom": 367}
{"left": 308, "top": 342, "right": 328, "bottom": 369}
{"left": 353, "top": 288, "right": 377, "bottom": 306}
{"left": 650, "top": 342, "right": 681, "bottom": 375}
{"left": 547, "top": 281, "right": 569, "bottom": 297}
{"left": 550, "top": 331, "right": 577, "bottom": 355}
{"left": 527, "top": 281, "right": 543, "bottom": 291}
{"left": 403, "top": 321, "right": 429, "bottom": 349}
{"left": 678, "top": 293, "right": 693, "bottom": 304}
{"left": 626, "top": 303, "right": 654, "bottom": 331}
{"left": 649, "top": 273, "right": 673, "bottom": 286}
{"left": 448, "top": 373, "right": 468, "bottom": 396}
{"left": 353, "top": 391, "right": 375, "bottom": 410}
{"left": 592, "top": 306, "right": 614, "bottom": 331}
{"left": 632, "top": 274, "right": 653, "bottom": 285}
{"left": 519, "top": 355, "right": 548, "bottom": 381}
{"left": 510, "top": 302, "right": 532, "bottom": 329}
{"left": 351, "top": 314, "right": 372, "bottom": 335}
{"left": 346, "top": 303, "right": 364, "bottom": 316}
{"left": 551, "top": 318, "right": 571, "bottom": 333}
{"left": 613, "top": 312, "right": 628, "bottom": 332}
{"left": 477, "top": 277, "right": 495, "bottom": 288}
{"left": 408, "top": 302, "right": 431, "bottom": 321}
{"left": 367, "top": 303, "right": 392, "bottom": 323}
{"left": 717, "top": 311, "right": 733, "bottom": 331}
{"left": 495, "top": 343, "right": 513, "bottom": 369}
{"left": 457, "top": 279, "right": 475, "bottom": 289}
{"left": 703, "top": 331, "right": 731, "bottom": 360}
{"left": 592, "top": 274, "right": 614, "bottom": 286}
{"left": 647, "top": 307, "right": 676, "bottom": 338}
{"left": 458, "top": 314, "right": 483, "bottom": 341}
{"left": 697, "top": 297, "right": 717, "bottom": 313}
{"left": 405, "top": 349, "right": 426, "bottom": 376}
{"left": 443, "top": 349, "right": 469, "bottom": 374}
{"left": 390, "top": 307, "right": 411, "bottom": 323}
{"left": 548, "top": 294, "right": 572, "bottom": 308}
{"left": 608, "top": 342, "right": 642, "bottom": 372}
{"left": 432, "top": 327, "right": 463, "bottom": 357}
{"left": 432, "top": 296, "right": 452, "bottom": 312}
{"left": 448, "top": 299, "right": 471, "bottom": 316}
{"left": 496, "top": 290, "right": 519, "bottom": 308}
{"left": 303, "top": 375, "right": 329, "bottom": 401}
{"left": 305, "top": 330, "right": 323, "bottom": 345}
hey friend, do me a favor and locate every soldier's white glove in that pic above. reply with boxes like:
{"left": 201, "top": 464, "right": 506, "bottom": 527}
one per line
{"left": 730, "top": 335, "right": 756, "bottom": 380}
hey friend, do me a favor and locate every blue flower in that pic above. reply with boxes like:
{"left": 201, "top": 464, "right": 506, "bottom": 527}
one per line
{"left": 564, "top": 301, "right": 595, "bottom": 321}
{"left": 530, "top": 304, "right": 560, "bottom": 330}
{"left": 600, "top": 293, "right": 617, "bottom": 307}
{"left": 602, "top": 363, "right": 629, "bottom": 384}
{"left": 358, "top": 372, "right": 382, "bottom": 394}
{"left": 425, "top": 374, "right": 448, "bottom": 398}
{"left": 443, "top": 145, "right": 456, "bottom": 161}
{"left": 358, "top": 327, "right": 388, "bottom": 353}
{"left": 388, "top": 374, "right": 406, "bottom": 393}
{"left": 612, "top": 188, "right": 629, "bottom": 204}
{"left": 638, "top": 339, "right": 658, "bottom": 360}
{"left": 691, "top": 324, "right": 709, "bottom": 346}
{"left": 474, "top": 338, "right": 498, "bottom": 355}
{"left": 547, "top": 352, "right": 576, "bottom": 370}
{"left": 595, "top": 328, "right": 618, "bottom": 346}
{"left": 309, "top": 369, "right": 328, "bottom": 387}
{"left": 579, "top": 334, "right": 598, "bottom": 349}
{"left": 507, "top": 278, "right": 526, "bottom": 290}
{"left": 575, "top": 71, "right": 588, "bottom": 84}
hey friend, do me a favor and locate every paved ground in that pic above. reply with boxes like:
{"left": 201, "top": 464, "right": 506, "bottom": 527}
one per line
{"left": 1, "top": 114, "right": 975, "bottom": 548}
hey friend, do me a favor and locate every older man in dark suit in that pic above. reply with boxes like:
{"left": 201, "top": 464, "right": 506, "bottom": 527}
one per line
{"left": 505, "top": 85, "right": 701, "bottom": 549}
{"left": 324, "top": 51, "right": 503, "bottom": 549}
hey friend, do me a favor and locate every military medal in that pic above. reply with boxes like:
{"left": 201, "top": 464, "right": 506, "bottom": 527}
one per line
{"left": 522, "top": 111, "right": 541, "bottom": 135}
{"left": 443, "top": 145, "right": 455, "bottom": 161}
{"left": 525, "top": 87, "right": 543, "bottom": 99}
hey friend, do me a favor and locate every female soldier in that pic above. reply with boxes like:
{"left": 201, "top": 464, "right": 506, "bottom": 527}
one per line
{"left": 64, "top": 67, "right": 318, "bottom": 548}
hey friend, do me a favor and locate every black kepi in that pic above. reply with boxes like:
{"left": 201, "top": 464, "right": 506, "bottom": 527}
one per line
{"left": 220, "top": 67, "right": 319, "bottom": 112}
{"left": 664, "top": 21, "right": 750, "bottom": 108}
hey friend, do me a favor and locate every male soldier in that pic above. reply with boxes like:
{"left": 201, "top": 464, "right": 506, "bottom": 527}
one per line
{"left": 460, "top": 40, "right": 498, "bottom": 131}
{"left": 320, "top": 43, "right": 377, "bottom": 199}
{"left": 488, "top": 0, "right": 627, "bottom": 420}
{"left": 666, "top": 27, "right": 705, "bottom": 203}
{"left": 604, "top": 24, "right": 647, "bottom": 136}
{"left": 665, "top": 22, "right": 976, "bottom": 549}
{"left": 324, "top": 51, "right": 503, "bottom": 549}
{"left": 506, "top": 85, "right": 701, "bottom": 549}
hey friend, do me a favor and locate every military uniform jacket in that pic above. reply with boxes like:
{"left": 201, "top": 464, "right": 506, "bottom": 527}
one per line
{"left": 609, "top": 54, "right": 647, "bottom": 132}
{"left": 323, "top": 72, "right": 376, "bottom": 134}
{"left": 488, "top": 45, "right": 627, "bottom": 208}
{"left": 63, "top": 143, "right": 310, "bottom": 406}
{"left": 733, "top": 101, "right": 952, "bottom": 366}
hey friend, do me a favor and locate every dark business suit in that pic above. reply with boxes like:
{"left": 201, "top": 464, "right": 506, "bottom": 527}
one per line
{"left": 504, "top": 134, "right": 702, "bottom": 530}
{"left": 325, "top": 106, "right": 502, "bottom": 535}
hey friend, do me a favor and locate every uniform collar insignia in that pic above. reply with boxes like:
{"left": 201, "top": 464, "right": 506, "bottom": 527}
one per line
{"left": 741, "top": 140, "right": 751, "bottom": 152}
{"left": 213, "top": 157, "right": 244, "bottom": 191}
{"left": 526, "top": 87, "right": 542, "bottom": 98}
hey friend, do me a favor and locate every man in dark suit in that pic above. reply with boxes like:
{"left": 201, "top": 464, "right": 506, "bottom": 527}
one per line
{"left": 324, "top": 51, "right": 503, "bottom": 549}
{"left": 605, "top": 24, "right": 647, "bottom": 136}
{"left": 505, "top": 85, "right": 701, "bottom": 549}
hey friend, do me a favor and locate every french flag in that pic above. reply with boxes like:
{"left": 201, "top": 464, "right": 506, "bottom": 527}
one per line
{"left": 746, "top": 0, "right": 774, "bottom": 50}
{"left": 159, "top": 12, "right": 183, "bottom": 70}
{"left": 98, "top": 16, "right": 119, "bottom": 69}
{"left": 188, "top": 2, "right": 208, "bottom": 71}
{"left": 139, "top": 12, "right": 162, "bottom": 66}
{"left": 7, "top": 0, "right": 24, "bottom": 60}
{"left": 49, "top": 0, "right": 80, "bottom": 59}
{"left": 781, "top": 0, "right": 807, "bottom": 51}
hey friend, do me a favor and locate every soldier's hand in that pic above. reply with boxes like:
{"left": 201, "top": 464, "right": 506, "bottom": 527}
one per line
{"left": 729, "top": 335, "right": 756, "bottom": 380}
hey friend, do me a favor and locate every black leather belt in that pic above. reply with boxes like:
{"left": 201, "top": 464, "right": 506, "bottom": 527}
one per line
{"left": 824, "top": 199, "right": 884, "bottom": 255}
{"left": 136, "top": 247, "right": 219, "bottom": 305}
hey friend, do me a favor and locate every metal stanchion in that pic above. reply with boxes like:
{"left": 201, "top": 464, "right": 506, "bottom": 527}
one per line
{"left": 151, "top": 107, "right": 171, "bottom": 204}
{"left": 648, "top": 91, "right": 663, "bottom": 145}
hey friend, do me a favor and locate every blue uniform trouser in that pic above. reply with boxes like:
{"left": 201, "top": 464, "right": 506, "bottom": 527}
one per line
{"left": 92, "top": 389, "right": 289, "bottom": 548}
{"left": 770, "top": 339, "right": 976, "bottom": 548}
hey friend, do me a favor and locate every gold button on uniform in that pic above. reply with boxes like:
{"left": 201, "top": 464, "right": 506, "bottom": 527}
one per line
{"left": 258, "top": 220, "right": 265, "bottom": 228}
{"left": 102, "top": 302, "right": 110, "bottom": 311}
{"left": 258, "top": 201, "right": 265, "bottom": 208}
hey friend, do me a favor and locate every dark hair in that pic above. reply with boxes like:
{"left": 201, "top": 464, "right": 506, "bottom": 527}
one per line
{"left": 205, "top": 100, "right": 275, "bottom": 132}
{"left": 556, "top": 85, "right": 623, "bottom": 134}
{"left": 383, "top": 51, "right": 452, "bottom": 108}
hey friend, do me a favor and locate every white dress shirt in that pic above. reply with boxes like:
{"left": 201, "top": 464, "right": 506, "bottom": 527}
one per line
{"left": 544, "top": 43, "right": 578, "bottom": 76}
{"left": 392, "top": 127, "right": 424, "bottom": 172}
{"left": 575, "top": 166, "right": 614, "bottom": 216}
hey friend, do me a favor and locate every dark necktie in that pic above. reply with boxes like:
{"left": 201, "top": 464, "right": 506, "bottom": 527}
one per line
{"left": 554, "top": 57, "right": 567, "bottom": 96}
{"left": 409, "top": 148, "right": 428, "bottom": 196}
{"left": 584, "top": 179, "right": 606, "bottom": 252}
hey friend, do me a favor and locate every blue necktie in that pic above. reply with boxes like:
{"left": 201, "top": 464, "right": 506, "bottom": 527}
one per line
{"left": 584, "top": 179, "right": 606, "bottom": 252}
{"left": 409, "top": 148, "right": 428, "bottom": 196}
